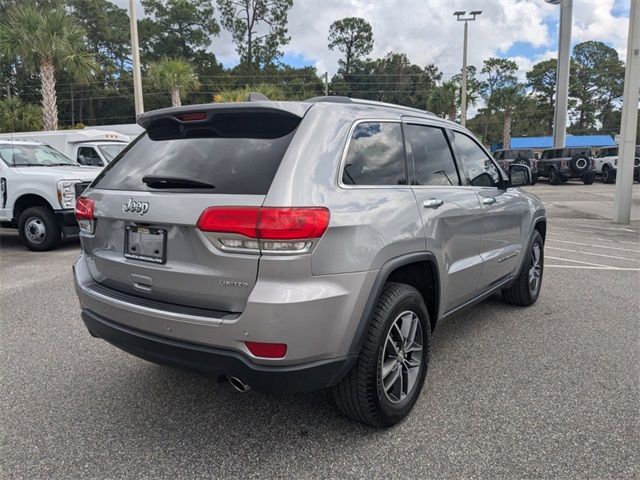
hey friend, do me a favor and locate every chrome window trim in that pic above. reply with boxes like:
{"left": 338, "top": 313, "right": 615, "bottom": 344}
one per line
{"left": 337, "top": 118, "right": 411, "bottom": 190}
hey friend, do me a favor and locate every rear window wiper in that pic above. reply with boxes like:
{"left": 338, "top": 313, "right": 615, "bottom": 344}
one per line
{"left": 142, "top": 175, "right": 216, "bottom": 189}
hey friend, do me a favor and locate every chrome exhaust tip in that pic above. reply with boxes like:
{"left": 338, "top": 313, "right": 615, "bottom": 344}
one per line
{"left": 228, "top": 376, "right": 250, "bottom": 393}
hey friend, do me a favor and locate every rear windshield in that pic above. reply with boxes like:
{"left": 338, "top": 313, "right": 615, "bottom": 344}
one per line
{"left": 92, "top": 111, "right": 300, "bottom": 195}
{"left": 504, "top": 149, "right": 534, "bottom": 160}
{"left": 568, "top": 148, "right": 592, "bottom": 157}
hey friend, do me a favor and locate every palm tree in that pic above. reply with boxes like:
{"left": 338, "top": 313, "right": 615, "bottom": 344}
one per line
{"left": 491, "top": 84, "right": 526, "bottom": 149}
{"left": 213, "top": 84, "right": 285, "bottom": 103}
{"left": 148, "top": 58, "right": 199, "bottom": 108}
{"left": 427, "top": 81, "right": 458, "bottom": 122}
{"left": 0, "top": 3, "right": 97, "bottom": 130}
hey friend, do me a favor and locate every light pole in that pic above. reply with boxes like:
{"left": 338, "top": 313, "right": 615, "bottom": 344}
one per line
{"left": 613, "top": 0, "right": 639, "bottom": 224}
{"left": 454, "top": 10, "right": 482, "bottom": 127}
{"left": 546, "top": 0, "right": 573, "bottom": 148}
{"left": 129, "top": 0, "right": 144, "bottom": 116}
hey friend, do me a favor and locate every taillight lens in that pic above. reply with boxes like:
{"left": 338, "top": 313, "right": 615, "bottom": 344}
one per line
{"left": 74, "top": 196, "right": 95, "bottom": 234}
{"left": 245, "top": 341, "right": 287, "bottom": 358}
{"left": 197, "top": 206, "right": 330, "bottom": 254}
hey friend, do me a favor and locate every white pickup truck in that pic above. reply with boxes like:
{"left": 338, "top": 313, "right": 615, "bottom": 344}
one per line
{"left": 0, "top": 129, "right": 130, "bottom": 168}
{"left": 0, "top": 140, "right": 100, "bottom": 250}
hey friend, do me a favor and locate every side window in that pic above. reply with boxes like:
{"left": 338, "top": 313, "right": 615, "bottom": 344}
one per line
{"left": 405, "top": 124, "right": 459, "bottom": 186}
{"left": 452, "top": 131, "right": 501, "bottom": 187}
{"left": 342, "top": 122, "right": 406, "bottom": 186}
{"left": 77, "top": 147, "right": 103, "bottom": 166}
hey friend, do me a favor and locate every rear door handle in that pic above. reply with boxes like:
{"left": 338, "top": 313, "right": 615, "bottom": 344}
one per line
{"left": 423, "top": 198, "right": 444, "bottom": 209}
{"left": 482, "top": 197, "right": 496, "bottom": 205}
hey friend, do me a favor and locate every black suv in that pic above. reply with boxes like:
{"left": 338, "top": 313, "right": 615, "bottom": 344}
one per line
{"left": 538, "top": 147, "right": 595, "bottom": 185}
{"left": 493, "top": 149, "right": 538, "bottom": 185}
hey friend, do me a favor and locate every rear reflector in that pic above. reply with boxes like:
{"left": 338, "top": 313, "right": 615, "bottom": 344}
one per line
{"left": 245, "top": 341, "right": 287, "bottom": 358}
{"left": 74, "top": 196, "right": 95, "bottom": 221}
{"left": 197, "top": 207, "right": 330, "bottom": 240}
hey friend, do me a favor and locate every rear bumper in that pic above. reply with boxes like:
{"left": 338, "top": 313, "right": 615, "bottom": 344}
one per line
{"left": 82, "top": 309, "right": 355, "bottom": 393}
{"left": 557, "top": 168, "right": 595, "bottom": 178}
{"left": 73, "top": 252, "right": 375, "bottom": 374}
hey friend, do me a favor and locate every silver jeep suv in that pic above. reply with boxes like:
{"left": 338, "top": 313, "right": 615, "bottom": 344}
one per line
{"left": 73, "top": 97, "right": 546, "bottom": 427}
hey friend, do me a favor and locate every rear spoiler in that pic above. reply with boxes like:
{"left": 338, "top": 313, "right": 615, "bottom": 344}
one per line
{"left": 136, "top": 100, "right": 311, "bottom": 129}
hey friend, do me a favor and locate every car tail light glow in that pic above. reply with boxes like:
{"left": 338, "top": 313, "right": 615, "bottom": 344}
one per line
{"left": 245, "top": 341, "right": 287, "bottom": 358}
{"left": 74, "top": 196, "right": 95, "bottom": 234}
{"left": 175, "top": 112, "right": 207, "bottom": 122}
{"left": 197, "top": 206, "right": 330, "bottom": 254}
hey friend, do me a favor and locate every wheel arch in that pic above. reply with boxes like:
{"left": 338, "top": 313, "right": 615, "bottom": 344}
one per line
{"left": 13, "top": 194, "right": 55, "bottom": 221}
{"left": 347, "top": 252, "right": 440, "bottom": 356}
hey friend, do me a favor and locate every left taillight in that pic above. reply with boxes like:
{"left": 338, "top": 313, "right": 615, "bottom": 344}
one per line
{"left": 74, "top": 196, "right": 95, "bottom": 234}
{"left": 197, "top": 206, "right": 330, "bottom": 254}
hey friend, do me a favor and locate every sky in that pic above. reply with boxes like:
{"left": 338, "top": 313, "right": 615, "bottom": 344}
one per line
{"left": 117, "top": 0, "right": 632, "bottom": 81}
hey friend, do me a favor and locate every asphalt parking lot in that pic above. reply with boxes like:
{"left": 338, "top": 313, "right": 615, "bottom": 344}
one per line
{"left": 1, "top": 182, "right": 639, "bottom": 479}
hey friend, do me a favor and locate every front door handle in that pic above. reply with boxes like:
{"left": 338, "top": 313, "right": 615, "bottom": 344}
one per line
{"left": 423, "top": 198, "right": 444, "bottom": 209}
{"left": 482, "top": 197, "right": 496, "bottom": 205}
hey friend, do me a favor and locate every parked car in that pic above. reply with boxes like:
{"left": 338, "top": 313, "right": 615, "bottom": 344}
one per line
{"left": 0, "top": 129, "right": 130, "bottom": 167}
{"left": 73, "top": 97, "right": 546, "bottom": 427}
{"left": 0, "top": 140, "right": 100, "bottom": 250}
{"left": 537, "top": 147, "right": 596, "bottom": 185}
{"left": 493, "top": 148, "right": 539, "bottom": 184}
{"left": 594, "top": 145, "right": 640, "bottom": 183}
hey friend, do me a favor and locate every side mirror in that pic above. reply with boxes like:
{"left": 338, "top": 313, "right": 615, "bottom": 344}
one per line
{"left": 509, "top": 164, "right": 531, "bottom": 187}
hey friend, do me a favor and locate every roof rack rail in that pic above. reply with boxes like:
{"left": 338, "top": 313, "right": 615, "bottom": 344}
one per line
{"left": 305, "top": 96, "right": 436, "bottom": 116}
{"left": 245, "top": 92, "right": 270, "bottom": 102}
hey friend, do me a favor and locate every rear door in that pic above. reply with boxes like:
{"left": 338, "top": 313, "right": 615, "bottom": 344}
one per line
{"left": 404, "top": 120, "right": 484, "bottom": 313}
{"left": 450, "top": 130, "right": 527, "bottom": 289}
{"left": 81, "top": 107, "right": 306, "bottom": 313}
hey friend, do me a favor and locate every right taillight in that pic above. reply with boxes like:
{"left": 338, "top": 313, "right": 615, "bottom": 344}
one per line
{"left": 197, "top": 206, "right": 330, "bottom": 254}
{"left": 74, "top": 196, "right": 95, "bottom": 234}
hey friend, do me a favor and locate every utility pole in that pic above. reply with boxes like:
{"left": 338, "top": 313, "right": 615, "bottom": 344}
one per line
{"left": 546, "top": 0, "right": 573, "bottom": 148}
{"left": 613, "top": 0, "right": 640, "bottom": 224}
{"left": 454, "top": 10, "right": 482, "bottom": 127}
{"left": 324, "top": 72, "right": 329, "bottom": 96}
{"left": 129, "top": 0, "right": 144, "bottom": 116}
{"left": 70, "top": 85, "right": 75, "bottom": 126}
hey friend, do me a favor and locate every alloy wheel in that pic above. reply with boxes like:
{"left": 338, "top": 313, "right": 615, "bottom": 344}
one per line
{"left": 380, "top": 310, "right": 423, "bottom": 404}
{"left": 529, "top": 242, "right": 542, "bottom": 295}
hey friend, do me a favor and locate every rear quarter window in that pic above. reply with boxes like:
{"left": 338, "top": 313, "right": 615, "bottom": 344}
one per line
{"left": 341, "top": 122, "right": 407, "bottom": 186}
{"left": 92, "top": 111, "right": 300, "bottom": 195}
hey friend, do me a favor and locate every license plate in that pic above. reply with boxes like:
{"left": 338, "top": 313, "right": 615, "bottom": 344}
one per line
{"left": 124, "top": 226, "right": 166, "bottom": 264}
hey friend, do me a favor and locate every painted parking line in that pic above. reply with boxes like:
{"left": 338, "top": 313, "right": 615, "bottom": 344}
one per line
{"left": 546, "top": 236, "right": 640, "bottom": 253}
{"left": 546, "top": 265, "right": 640, "bottom": 271}
{"left": 546, "top": 246, "right": 640, "bottom": 262}
{"left": 548, "top": 225, "right": 640, "bottom": 234}
{"left": 545, "top": 255, "right": 624, "bottom": 269}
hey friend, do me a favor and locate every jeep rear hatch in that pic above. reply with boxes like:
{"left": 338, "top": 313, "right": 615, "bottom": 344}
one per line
{"left": 79, "top": 104, "right": 310, "bottom": 312}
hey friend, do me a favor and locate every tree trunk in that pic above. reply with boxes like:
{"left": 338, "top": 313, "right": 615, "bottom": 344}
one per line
{"left": 40, "top": 57, "right": 58, "bottom": 130}
{"left": 503, "top": 109, "right": 512, "bottom": 149}
{"left": 171, "top": 88, "right": 181, "bottom": 107}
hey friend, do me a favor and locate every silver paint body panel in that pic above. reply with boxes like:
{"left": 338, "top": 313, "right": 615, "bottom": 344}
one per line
{"left": 73, "top": 100, "right": 545, "bottom": 366}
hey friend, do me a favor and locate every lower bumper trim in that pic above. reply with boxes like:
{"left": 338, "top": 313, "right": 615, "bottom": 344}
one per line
{"left": 82, "top": 310, "right": 355, "bottom": 393}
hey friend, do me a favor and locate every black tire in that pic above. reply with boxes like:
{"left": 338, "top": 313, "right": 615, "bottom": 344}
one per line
{"left": 502, "top": 231, "right": 544, "bottom": 307}
{"left": 602, "top": 166, "right": 615, "bottom": 184}
{"left": 530, "top": 173, "right": 538, "bottom": 185}
{"left": 332, "top": 282, "right": 431, "bottom": 428}
{"left": 582, "top": 173, "right": 595, "bottom": 185}
{"left": 17, "top": 206, "right": 61, "bottom": 251}
{"left": 548, "top": 168, "right": 561, "bottom": 185}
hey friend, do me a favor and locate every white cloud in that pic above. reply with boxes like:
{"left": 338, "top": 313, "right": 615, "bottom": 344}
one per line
{"left": 113, "top": 0, "right": 630, "bottom": 76}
